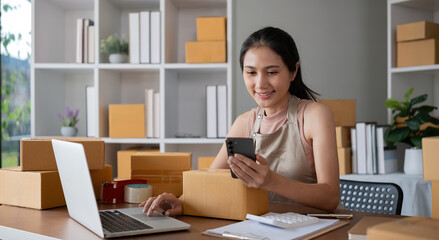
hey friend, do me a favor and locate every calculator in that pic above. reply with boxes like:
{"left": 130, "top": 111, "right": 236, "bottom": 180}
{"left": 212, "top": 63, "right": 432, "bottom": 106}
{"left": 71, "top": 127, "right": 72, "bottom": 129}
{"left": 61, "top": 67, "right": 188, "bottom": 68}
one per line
{"left": 246, "top": 212, "right": 319, "bottom": 229}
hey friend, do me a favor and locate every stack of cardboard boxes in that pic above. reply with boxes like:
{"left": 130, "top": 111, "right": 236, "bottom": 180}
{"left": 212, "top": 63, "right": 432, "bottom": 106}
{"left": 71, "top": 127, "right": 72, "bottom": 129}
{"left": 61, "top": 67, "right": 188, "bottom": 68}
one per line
{"left": 185, "top": 16, "right": 227, "bottom": 63}
{"left": 397, "top": 21, "right": 439, "bottom": 67}
{"left": 0, "top": 137, "right": 111, "bottom": 209}
{"left": 319, "top": 99, "right": 356, "bottom": 175}
{"left": 422, "top": 136, "right": 439, "bottom": 219}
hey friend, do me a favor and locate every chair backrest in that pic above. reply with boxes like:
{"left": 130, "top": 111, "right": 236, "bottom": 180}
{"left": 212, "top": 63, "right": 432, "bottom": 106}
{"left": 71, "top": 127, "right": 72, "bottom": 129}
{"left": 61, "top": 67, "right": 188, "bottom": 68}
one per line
{"left": 339, "top": 179, "right": 403, "bottom": 215}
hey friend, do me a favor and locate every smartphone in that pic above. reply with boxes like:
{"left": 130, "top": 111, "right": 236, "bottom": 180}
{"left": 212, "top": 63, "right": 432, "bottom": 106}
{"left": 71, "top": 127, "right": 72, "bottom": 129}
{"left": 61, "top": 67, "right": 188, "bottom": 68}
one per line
{"left": 225, "top": 137, "right": 256, "bottom": 178}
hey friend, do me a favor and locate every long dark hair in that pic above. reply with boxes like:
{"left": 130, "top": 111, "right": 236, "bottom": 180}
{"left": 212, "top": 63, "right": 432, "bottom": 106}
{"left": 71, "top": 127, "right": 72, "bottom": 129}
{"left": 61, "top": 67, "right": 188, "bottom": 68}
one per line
{"left": 239, "top": 27, "right": 319, "bottom": 101}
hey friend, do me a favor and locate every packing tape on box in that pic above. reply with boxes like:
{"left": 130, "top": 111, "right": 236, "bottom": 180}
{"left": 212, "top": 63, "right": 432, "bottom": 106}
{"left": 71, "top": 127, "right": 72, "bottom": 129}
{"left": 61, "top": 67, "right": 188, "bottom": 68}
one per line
{"left": 124, "top": 184, "right": 152, "bottom": 203}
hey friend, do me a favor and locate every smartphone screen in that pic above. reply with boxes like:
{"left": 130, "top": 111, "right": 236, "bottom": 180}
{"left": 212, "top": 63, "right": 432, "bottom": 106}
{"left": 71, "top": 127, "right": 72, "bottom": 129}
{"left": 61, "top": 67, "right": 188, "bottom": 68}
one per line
{"left": 225, "top": 137, "right": 256, "bottom": 178}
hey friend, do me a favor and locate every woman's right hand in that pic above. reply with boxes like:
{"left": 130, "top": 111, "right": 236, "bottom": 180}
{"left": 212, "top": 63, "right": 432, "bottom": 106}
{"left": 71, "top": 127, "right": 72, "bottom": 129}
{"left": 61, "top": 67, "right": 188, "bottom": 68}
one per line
{"left": 139, "top": 193, "right": 183, "bottom": 217}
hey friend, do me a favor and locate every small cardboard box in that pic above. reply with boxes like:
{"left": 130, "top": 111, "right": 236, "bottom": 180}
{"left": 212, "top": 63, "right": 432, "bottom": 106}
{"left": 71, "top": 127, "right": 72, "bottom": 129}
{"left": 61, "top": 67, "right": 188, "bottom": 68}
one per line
{"left": 109, "top": 104, "right": 145, "bottom": 138}
{"left": 185, "top": 40, "right": 226, "bottom": 63}
{"left": 319, "top": 99, "right": 356, "bottom": 127}
{"left": 117, "top": 148, "right": 159, "bottom": 179}
{"left": 196, "top": 17, "right": 226, "bottom": 41}
{"left": 432, "top": 181, "right": 439, "bottom": 219}
{"left": 338, "top": 147, "right": 351, "bottom": 175}
{"left": 367, "top": 217, "right": 439, "bottom": 240}
{"left": 396, "top": 21, "right": 439, "bottom": 42}
{"left": 0, "top": 165, "right": 112, "bottom": 209}
{"left": 422, "top": 137, "right": 439, "bottom": 181}
{"left": 336, "top": 126, "right": 351, "bottom": 148}
{"left": 397, "top": 38, "right": 439, "bottom": 67}
{"left": 121, "top": 152, "right": 192, "bottom": 197}
{"left": 20, "top": 137, "right": 105, "bottom": 171}
{"left": 183, "top": 169, "right": 268, "bottom": 220}
{"left": 198, "top": 156, "right": 215, "bottom": 169}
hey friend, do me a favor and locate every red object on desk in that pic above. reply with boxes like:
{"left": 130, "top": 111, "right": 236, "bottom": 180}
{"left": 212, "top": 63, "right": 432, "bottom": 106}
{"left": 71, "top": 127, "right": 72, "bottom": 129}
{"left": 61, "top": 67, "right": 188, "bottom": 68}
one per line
{"left": 100, "top": 179, "right": 147, "bottom": 204}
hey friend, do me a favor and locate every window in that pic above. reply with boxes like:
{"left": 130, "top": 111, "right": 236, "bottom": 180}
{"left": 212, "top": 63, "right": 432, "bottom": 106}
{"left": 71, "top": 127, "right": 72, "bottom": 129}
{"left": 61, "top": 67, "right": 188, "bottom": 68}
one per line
{"left": 1, "top": 0, "right": 31, "bottom": 168}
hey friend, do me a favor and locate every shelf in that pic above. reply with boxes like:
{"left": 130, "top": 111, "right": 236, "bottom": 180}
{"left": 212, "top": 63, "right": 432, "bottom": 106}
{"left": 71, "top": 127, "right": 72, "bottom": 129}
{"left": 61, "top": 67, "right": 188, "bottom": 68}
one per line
{"left": 98, "top": 64, "right": 161, "bottom": 72}
{"left": 164, "top": 138, "right": 224, "bottom": 144}
{"left": 102, "top": 138, "right": 160, "bottom": 144}
{"left": 165, "top": 63, "right": 228, "bottom": 72}
{"left": 33, "top": 63, "right": 94, "bottom": 72}
{"left": 391, "top": 0, "right": 439, "bottom": 12}
{"left": 391, "top": 65, "right": 439, "bottom": 75}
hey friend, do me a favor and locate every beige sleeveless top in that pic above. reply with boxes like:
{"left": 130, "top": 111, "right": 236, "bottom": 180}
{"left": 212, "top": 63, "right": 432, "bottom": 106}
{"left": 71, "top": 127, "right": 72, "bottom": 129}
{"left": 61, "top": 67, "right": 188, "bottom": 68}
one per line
{"left": 247, "top": 95, "right": 317, "bottom": 203}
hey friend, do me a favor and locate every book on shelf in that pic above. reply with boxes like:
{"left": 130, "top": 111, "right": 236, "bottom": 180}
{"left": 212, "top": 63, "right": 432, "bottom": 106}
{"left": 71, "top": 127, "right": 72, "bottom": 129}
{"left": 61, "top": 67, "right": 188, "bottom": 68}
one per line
{"left": 86, "top": 86, "right": 98, "bottom": 137}
{"left": 376, "top": 125, "right": 398, "bottom": 174}
{"left": 355, "top": 122, "right": 367, "bottom": 174}
{"left": 145, "top": 88, "right": 155, "bottom": 138}
{"left": 83, "top": 19, "right": 94, "bottom": 63}
{"left": 140, "top": 11, "right": 150, "bottom": 64}
{"left": 206, "top": 85, "right": 217, "bottom": 138}
{"left": 150, "top": 11, "right": 161, "bottom": 64}
{"left": 87, "top": 25, "right": 95, "bottom": 63}
{"left": 217, "top": 85, "right": 227, "bottom": 138}
{"left": 129, "top": 12, "right": 140, "bottom": 63}
{"left": 153, "top": 92, "right": 160, "bottom": 138}
{"left": 76, "top": 18, "right": 84, "bottom": 63}
{"left": 350, "top": 128, "right": 357, "bottom": 174}
{"left": 365, "top": 123, "right": 378, "bottom": 174}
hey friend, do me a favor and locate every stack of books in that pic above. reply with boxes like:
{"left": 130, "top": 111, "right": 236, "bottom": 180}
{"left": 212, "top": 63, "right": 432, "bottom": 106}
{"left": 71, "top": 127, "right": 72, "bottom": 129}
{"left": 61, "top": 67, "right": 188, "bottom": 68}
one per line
{"left": 76, "top": 18, "right": 94, "bottom": 63}
{"left": 129, "top": 11, "right": 161, "bottom": 64}
{"left": 206, "top": 85, "right": 227, "bottom": 138}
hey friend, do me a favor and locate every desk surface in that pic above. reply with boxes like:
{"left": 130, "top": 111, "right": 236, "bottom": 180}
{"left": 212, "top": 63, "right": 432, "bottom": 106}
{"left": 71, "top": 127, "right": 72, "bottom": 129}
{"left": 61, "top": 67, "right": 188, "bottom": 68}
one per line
{"left": 0, "top": 202, "right": 402, "bottom": 240}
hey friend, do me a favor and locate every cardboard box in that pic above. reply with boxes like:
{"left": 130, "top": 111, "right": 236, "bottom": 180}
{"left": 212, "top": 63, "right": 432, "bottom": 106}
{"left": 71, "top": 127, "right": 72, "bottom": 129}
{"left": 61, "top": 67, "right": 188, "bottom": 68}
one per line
{"left": 336, "top": 126, "right": 351, "bottom": 148}
{"left": 117, "top": 148, "right": 160, "bottom": 179}
{"left": 185, "top": 41, "right": 226, "bottom": 63}
{"left": 432, "top": 181, "right": 439, "bottom": 219}
{"left": 338, "top": 147, "right": 351, "bottom": 175}
{"left": 183, "top": 169, "right": 268, "bottom": 220}
{"left": 422, "top": 137, "right": 439, "bottom": 181}
{"left": 397, "top": 39, "right": 439, "bottom": 67}
{"left": 0, "top": 165, "right": 112, "bottom": 209}
{"left": 319, "top": 99, "right": 356, "bottom": 127}
{"left": 198, "top": 156, "right": 215, "bottom": 169}
{"left": 20, "top": 137, "right": 105, "bottom": 171}
{"left": 367, "top": 217, "right": 439, "bottom": 240}
{"left": 120, "top": 152, "right": 192, "bottom": 197}
{"left": 397, "top": 21, "right": 439, "bottom": 42}
{"left": 109, "top": 104, "right": 145, "bottom": 138}
{"left": 196, "top": 17, "right": 226, "bottom": 41}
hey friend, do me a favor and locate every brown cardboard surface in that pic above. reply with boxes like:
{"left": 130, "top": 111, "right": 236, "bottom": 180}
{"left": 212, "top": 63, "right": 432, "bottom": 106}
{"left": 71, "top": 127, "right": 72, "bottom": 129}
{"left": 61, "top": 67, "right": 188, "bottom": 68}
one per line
{"left": 0, "top": 165, "right": 112, "bottom": 209}
{"left": 109, "top": 104, "right": 145, "bottom": 138}
{"left": 397, "top": 38, "right": 439, "bottom": 67}
{"left": 319, "top": 99, "right": 356, "bottom": 127}
{"left": 117, "top": 148, "right": 159, "bottom": 179}
{"left": 347, "top": 216, "right": 399, "bottom": 240}
{"left": 183, "top": 169, "right": 268, "bottom": 220}
{"left": 126, "top": 152, "right": 192, "bottom": 197}
{"left": 196, "top": 17, "right": 226, "bottom": 41}
{"left": 422, "top": 137, "right": 439, "bottom": 181}
{"left": 185, "top": 41, "right": 226, "bottom": 63}
{"left": 397, "top": 21, "right": 439, "bottom": 42}
{"left": 20, "top": 137, "right": 105, "bottom": 171}
{"left": 367, "top": 217, "right": 439, "bottom": 240}
{"left": 336, "top": 126, "right": 351, "bottom": 148}
{"left": 198, "top": 156, "right": 215, "bottom": 169}
{"left": 338, "top": 147, "right": 351, "bottom": 175}
{"left": 432, "top": 181, "right": 439, "bottom": 219}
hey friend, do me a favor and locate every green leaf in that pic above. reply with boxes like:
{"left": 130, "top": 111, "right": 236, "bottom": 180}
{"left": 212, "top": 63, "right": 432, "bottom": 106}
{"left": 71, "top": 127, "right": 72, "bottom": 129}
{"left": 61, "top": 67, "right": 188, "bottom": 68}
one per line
{"left": 385, "top": 99, "right": 403, "bottom": 110}
{"left": 413, "top": 105, "right": 437, "bottom": 114}
{"left": 384, "top": 127, "right": 410, "bottom": 144}
{"left": 404, "top": 87, "right": 414, "bottom": 102}
{"left": 410, "top": 94, "right": 427, "bottom": 107}
{"left": 422, "top": 126, "right": 439, "bottom": 137}
{"left": 405, "top": 116, "right": 421, "bottom": 131}
{"left": 410, "top": 136, "right": 422, "bottom": 148}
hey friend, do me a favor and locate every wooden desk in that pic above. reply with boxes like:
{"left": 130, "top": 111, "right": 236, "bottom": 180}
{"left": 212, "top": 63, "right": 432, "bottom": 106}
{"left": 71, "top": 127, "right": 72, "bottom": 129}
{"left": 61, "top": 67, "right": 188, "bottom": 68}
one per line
{"left": 0, "top": 202, "right": 402, "bottom": 240}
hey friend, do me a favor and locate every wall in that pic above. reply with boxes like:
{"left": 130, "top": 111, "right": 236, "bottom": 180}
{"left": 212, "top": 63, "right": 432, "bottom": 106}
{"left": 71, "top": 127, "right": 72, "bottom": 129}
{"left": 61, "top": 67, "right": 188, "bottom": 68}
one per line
{"left": 232, "top": 0, "right": 387, "bottom": 124}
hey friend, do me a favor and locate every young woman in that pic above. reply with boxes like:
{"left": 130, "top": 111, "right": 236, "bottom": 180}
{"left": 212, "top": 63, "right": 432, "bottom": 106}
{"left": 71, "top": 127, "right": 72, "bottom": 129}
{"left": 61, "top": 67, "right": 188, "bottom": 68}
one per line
{"left": 140, "top": 27, "right": 340, "bottom": 216}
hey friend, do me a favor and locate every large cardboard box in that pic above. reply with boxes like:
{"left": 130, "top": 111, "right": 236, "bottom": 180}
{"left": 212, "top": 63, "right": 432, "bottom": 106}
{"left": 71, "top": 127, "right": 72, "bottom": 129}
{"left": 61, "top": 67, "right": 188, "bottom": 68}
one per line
{"left": 109, "top": 104, "right": 145, "bottom": 138}
{"left": 185, "top": 41, "right": 226, "bottom": 63}
{"left": 422, "top": 137, "right": 439, "bottom": 181}
{"left": 397, "top": 39, "right": 439, "bottom": 67}
{"left": 120, "top": 152, "right": 192, "bottom": 197}
{"left": 0, "top": 165, "right": 112, "bottom": 209}
{"left": 432, "top": 181, "right": 439, "bottom": 219}
{"left": 198, "top": 156, "right": 215, "bottom": 169}
{"left": 338, "top": 147, "right": 351, "bottom": 175}
{"left": 367, "top": 217, "right": 439, "bottom": 240}
{"left": 117, "top": 148, "right": 159, "bottom": 179}
{"left": 20, "top": 137, "right": 105, "bottom": 171}
{"left": 336, "top": 126, "right": 351, "bottom": 148}
{"left": 319, "top": 99, "right": 356, "bottom": 127}
{"left": 397, "top": 21, "right": 439, "bottom": 42}
{"left": 183, "top": 169, "right": 268, "bottom": 220}
{"left": 196, "top": 17, "right": 226, "bottom": 41}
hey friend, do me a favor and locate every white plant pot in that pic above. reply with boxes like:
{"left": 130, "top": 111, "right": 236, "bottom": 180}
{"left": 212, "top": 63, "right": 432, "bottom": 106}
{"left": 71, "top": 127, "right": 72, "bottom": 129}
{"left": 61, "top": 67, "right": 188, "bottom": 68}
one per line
{"left": 109, "top": 53, "right": 127, "bottom": 63}
{"left": 404, "top": 148, "right": 423, "bottom": 175}
{"left": 61, "top": 126, "right": 78, "bottom": 137}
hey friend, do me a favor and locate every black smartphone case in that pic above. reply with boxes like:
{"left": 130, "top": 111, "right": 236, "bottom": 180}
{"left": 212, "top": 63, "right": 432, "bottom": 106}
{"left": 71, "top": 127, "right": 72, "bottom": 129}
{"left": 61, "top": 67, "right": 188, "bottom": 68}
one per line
{"left": 225, "top": 137, "right": 256, "bottom": 178}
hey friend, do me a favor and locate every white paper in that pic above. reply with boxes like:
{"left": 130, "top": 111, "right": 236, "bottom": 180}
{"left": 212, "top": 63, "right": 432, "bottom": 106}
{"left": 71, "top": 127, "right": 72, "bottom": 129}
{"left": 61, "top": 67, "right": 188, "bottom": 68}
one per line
{"left": 0, "top": 225, "right": 61, "bottom": 240}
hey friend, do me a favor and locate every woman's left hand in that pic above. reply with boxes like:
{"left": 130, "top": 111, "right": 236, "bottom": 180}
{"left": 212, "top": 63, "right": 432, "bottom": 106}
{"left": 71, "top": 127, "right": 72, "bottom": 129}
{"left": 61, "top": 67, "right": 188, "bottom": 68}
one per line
{"left": 228, "top": 153, "right": 272, "bottom": 188}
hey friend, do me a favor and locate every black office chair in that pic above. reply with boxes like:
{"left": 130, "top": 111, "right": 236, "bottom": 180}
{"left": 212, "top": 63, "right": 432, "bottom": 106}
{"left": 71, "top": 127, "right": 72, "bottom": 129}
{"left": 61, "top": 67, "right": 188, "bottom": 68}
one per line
{"left": 339, "top": 179, "right": 403, "bottom": 215}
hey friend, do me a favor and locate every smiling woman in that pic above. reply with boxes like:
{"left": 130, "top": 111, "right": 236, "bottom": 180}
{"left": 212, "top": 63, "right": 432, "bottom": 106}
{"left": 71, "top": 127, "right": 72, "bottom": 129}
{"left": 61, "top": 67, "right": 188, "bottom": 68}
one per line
{"left": 1, "top": 0, "right": 31, "bottom": 168}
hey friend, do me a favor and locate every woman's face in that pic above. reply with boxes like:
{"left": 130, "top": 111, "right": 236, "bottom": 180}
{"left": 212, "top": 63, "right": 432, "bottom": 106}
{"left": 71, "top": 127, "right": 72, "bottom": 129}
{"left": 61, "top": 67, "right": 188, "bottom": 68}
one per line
{"left": 242, "top": 46, "right": 297, "bottom": 116}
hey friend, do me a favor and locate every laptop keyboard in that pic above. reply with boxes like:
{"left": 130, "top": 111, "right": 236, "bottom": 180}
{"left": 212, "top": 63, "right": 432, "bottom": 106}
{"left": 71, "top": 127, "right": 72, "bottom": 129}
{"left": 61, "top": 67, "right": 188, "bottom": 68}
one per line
{"left": 100, "top": 210, "right": 153, "bottom": 233}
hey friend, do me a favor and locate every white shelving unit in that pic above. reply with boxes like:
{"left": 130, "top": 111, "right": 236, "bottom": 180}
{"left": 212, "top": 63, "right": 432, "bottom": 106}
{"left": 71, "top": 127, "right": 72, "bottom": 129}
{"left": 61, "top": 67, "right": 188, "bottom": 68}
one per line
{"left": 31, "top": 0, "right": 233, "bottom": 170}
{"left": 387, "top": 0, "right": 439, "bottom": 123}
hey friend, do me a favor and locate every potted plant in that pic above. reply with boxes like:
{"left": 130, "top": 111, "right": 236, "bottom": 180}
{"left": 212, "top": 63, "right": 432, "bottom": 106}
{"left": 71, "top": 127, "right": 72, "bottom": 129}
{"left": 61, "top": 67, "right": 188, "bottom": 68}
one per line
{"left": 385, "top": 87, "right": 439, "bottom": 174}
{"left": 100, "top": 34, "right": 129, "bottom": 63}
{"left": 57, "top": 106, "right": 79, "bottom": 137}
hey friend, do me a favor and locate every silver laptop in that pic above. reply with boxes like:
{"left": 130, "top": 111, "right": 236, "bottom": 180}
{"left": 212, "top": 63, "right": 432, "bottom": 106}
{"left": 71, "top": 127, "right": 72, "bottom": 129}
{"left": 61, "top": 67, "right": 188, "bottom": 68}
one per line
{"left": 51, "top": 139, "right": 190, "bottom": 238}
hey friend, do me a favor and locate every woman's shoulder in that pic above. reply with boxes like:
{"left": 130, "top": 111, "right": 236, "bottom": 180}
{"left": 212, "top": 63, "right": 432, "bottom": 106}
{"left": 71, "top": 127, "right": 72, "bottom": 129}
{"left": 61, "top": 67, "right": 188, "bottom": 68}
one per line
{"left": 303, "top": 100, "right": 335, "bottom": 123}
